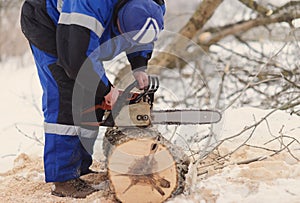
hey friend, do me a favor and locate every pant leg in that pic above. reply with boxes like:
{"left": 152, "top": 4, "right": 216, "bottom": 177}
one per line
{"left": 79, "top": 129, "right": 98, "bottom": 175}
{"left": 30, "top": 44, "right": 99, "bottom": 182}
{"left": 79, "top": 91, "right": 104, "bottom": 175}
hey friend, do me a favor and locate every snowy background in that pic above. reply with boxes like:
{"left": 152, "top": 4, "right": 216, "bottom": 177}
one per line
{"left": 0, "top": 0, "right": 300, "bottom": 202}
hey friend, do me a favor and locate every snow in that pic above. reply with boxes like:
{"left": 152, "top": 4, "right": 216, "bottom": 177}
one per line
{"left": 0, "top": 55, "right": 299, "bottom": 202}
{"left": 167, "top": 107, "right": 300, "bottom": 203}
{"left": 0, "top": 53, "right": 44, "bottom": 173}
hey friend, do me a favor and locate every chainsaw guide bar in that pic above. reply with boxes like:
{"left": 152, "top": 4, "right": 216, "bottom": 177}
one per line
{"left": 151, "top": 109, "right": 221, "bottom": 125}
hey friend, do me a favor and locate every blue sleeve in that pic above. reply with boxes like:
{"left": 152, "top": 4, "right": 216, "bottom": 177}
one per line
{"left": 56, "top": 0, "right": 114, "bottom": 98}
{"left": 61, "top": 0, "right": 113, "bottom": 27}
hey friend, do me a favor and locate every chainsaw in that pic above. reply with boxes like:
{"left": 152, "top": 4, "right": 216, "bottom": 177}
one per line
{"left": 82, "top": 76, "right": 221, "bottom": 127}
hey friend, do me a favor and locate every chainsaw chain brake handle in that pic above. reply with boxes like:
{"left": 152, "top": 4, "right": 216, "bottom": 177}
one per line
{"left": 102, "top": 75, "right": 159, "bottom": 127}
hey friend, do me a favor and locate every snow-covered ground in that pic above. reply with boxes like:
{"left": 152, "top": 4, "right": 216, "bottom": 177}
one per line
{"left": 169, "top": 107, "right": 300, "bottom": 203}
{"left": 0, "top": 54, "right": 299, "bottom": 202}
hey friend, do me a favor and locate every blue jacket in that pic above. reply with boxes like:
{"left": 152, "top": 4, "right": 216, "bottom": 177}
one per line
{"left": 21, "top": 0, "right": 165, "bottom": 98}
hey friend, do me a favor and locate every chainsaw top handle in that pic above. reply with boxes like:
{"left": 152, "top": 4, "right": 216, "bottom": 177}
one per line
{"left": 117, "top": 75, "right": 159, "bottom": 108}
{"left": 102, "top": 75, "right": 159, "bottom": 126}
{"left": 123, "top": 75, "right": 159, "bottom": 96}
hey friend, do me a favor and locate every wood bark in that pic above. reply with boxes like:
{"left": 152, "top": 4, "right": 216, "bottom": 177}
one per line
{"left": 103, "top": 127, "right": 190, "bottom": 203}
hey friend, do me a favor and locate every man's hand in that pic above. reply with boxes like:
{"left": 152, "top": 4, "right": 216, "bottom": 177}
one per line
{"left": 133, "top": 71, "right": 149, "bottom": 89}
{"left": 104, "top": 86, "right": 119, "bottom": 107}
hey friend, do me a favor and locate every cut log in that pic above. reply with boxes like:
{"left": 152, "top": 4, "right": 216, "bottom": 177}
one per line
{"left": 103, "top": 127, "right": 190, "bottom": 203}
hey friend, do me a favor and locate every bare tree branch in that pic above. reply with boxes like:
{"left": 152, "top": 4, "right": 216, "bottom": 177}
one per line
{"left": 198, "top": 1, "right": 300, "bottom": 48}
{"left": 150, "top": 0, "right": 224, "bottom": 70}
{"left": 237, "top": 0, "right": 273, "bottom": 16}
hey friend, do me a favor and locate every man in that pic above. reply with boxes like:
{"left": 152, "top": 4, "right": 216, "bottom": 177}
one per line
{"left": 21, "top": 0, "right": 165, "bottom": 198}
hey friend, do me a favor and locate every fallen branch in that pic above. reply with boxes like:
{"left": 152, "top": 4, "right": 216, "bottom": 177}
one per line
{"left": 15, "top": 124, "right": 44, "bottom": 146}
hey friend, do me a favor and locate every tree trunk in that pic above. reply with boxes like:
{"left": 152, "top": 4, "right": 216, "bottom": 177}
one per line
{"left": 103, "top": 127, "right": 190, "bottom": 203}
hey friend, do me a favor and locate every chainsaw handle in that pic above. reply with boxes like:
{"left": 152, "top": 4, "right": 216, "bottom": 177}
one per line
{"left": 103, "top": 80, "right": 138, "bottom": 126}
{"left": 102, "top": 76, "right": 158, "bottom": 127}
{"left": 118, "top": 75, "right": 159, "bottom": 104}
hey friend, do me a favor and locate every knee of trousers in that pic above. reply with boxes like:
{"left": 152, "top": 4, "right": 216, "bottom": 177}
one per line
{"left": 31, "top": 44, "right": 105, "bottom": 126}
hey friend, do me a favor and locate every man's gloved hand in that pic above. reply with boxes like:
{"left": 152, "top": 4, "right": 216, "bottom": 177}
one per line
{"left": 133, "top": 70, "right": 149, "bottom": 90}
{"left": 104, "top": 86, "right": 119, "bottom": 107}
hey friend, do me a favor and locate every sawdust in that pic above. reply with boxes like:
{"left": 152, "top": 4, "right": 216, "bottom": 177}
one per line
{"left": 0, "top": 153, "right": 115, "bottom": 203}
